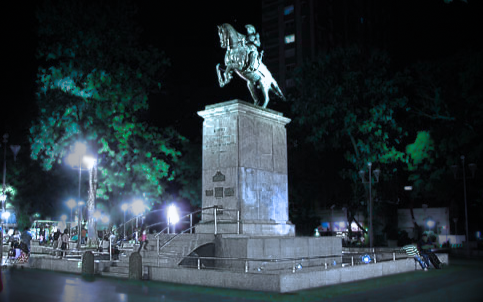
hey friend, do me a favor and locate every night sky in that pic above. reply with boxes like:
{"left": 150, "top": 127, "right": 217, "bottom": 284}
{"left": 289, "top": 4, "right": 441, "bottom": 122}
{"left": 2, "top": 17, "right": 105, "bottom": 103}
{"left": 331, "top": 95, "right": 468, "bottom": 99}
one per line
{"left": 4, "top": 0, "right": 482, "bottom": 142}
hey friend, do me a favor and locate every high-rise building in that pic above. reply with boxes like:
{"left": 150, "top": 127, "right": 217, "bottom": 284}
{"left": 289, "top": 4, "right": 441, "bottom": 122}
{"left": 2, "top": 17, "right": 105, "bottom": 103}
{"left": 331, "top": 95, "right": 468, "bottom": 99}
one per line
{"left": 261, "top": 0, "right": 319, "bottom": 91}
{"left": 261, "top": 0, "right": 392, "bottom": 91}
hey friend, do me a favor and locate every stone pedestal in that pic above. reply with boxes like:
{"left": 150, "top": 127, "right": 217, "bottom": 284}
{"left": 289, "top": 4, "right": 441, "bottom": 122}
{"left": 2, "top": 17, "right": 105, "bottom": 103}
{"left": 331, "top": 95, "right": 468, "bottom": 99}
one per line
{"left": 196, "top": 100, "right": 295, "bottom": 236}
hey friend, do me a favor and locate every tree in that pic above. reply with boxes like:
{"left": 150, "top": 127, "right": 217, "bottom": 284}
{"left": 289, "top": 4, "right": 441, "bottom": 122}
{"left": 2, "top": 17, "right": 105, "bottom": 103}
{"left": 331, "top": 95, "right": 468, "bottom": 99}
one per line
{"left": 30, "top": 0, "right": 183, "bottom": 244}
{"left": 403, "top": 51, "right": 483, "bottom": 207}
{"left": 288, "top": 46, "right": 409, "bottom": 232}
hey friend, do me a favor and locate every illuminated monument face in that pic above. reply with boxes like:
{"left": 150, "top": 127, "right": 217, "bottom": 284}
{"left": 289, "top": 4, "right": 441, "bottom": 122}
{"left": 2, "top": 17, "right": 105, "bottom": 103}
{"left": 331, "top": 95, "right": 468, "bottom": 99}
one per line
{"left": 197, "top": 100, "right": 295, "bottom": 236}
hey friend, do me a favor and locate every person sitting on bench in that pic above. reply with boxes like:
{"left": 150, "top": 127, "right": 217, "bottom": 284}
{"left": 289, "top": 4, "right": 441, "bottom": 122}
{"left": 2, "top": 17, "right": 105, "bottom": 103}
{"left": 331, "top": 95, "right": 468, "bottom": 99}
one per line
{"left": 418, "top": 233, "right": 442, "bottom": 269}
{"left": 399, "top": 243, "right": 429, "bottom": 271}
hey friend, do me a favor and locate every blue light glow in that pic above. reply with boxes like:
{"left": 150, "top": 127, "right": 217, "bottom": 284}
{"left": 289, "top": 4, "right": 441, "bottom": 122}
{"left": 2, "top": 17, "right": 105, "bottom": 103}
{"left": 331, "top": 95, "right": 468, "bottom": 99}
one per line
{"left": 284, "top": 5, "right": 294, "bottom": 15}
{"left": 362, "top": 254, "right": 372, "bottom": 264}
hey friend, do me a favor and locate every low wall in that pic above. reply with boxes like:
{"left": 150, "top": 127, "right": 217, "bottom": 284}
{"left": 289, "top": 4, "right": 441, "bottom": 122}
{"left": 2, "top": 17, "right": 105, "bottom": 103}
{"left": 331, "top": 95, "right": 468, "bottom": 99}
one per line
{"left": 150, "top": 256, "right": 447, "bottom": 293}
{"left": 214, "top": 235, "right": 342, "bottom": 271}
{"left": 28, "top": 256, "right": 111, "bottom": 274}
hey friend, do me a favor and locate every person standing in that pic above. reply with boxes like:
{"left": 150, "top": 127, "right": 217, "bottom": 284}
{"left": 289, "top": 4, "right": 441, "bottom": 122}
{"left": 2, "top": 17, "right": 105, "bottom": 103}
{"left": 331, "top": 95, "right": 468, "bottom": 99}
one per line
{"left": 20, "top": 228, "right": 32, "bottom": 253}
{"left": 137, "top": 225, "right": 148, "bottom": 252}
{"left": 60, "top": 229, "right": 69, "bottom": 259}
{"left": 81, "top": 228, "right": 87, "bottom": 245}
{"left": 52, "top": 229, "right": 61, "bottom": 256}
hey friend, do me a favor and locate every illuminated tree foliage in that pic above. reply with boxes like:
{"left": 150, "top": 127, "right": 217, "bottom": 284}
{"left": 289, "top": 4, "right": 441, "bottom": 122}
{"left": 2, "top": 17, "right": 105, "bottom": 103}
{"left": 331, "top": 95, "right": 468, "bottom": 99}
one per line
{"left": 30, "top": 0, "right": 183, "bottom": 241}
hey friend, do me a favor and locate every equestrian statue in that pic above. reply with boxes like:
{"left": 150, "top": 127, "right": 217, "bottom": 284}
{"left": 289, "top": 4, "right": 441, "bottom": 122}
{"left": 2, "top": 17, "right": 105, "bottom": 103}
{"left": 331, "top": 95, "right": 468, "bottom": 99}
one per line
{"left": 216, "top": 23, "right": 284, "bottom": 109}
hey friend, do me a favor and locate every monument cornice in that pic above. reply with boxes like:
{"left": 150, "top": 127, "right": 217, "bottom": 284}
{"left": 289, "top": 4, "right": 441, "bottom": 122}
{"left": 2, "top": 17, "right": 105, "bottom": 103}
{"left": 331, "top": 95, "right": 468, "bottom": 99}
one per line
{"left": 198, "top": 99, "right": 291, "bottom": 125}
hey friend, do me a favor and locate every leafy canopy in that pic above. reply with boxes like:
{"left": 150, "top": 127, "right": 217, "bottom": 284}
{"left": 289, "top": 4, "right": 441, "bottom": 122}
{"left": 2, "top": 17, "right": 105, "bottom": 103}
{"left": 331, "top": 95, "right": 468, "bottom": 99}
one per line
{"left": 30, "top": 0, "right": 182, "bottom": 207}
{"left": 290, "top": 46, "right": 409, "bottom": 181}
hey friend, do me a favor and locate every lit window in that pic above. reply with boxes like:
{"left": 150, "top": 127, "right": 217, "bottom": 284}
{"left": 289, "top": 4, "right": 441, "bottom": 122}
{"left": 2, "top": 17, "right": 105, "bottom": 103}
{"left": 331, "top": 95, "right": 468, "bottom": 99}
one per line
{"left": 284, "top": 5, "right": 294, "bottom": 15}
{"left": 284, "top": 34, "right": 295, "bottom": 44}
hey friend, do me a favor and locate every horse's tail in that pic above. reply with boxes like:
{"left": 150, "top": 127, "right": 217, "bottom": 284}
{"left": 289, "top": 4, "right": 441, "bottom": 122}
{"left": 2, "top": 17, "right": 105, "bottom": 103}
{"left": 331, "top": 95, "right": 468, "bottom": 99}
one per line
{"left": 271, "top": 81, "right": 285, "bottom": 100}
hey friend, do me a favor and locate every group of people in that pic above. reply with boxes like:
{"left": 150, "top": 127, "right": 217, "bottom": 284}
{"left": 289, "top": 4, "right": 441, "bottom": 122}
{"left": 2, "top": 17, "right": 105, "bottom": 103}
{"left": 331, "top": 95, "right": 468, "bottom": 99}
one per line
{"left": 400, "top": 233, "right": 443, "bottom": 271}
{"left": 5, "top": 228, "right": 32, "bottom": 264}
{"left": 50, "top": 228, "right": 71, "bottom": 258}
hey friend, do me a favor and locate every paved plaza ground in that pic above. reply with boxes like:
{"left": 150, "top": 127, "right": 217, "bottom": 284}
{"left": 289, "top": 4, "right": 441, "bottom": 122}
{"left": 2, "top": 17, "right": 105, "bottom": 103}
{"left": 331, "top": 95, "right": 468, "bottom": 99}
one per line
{"left": 1, "top": 254, "right": 482, "bottom": 302}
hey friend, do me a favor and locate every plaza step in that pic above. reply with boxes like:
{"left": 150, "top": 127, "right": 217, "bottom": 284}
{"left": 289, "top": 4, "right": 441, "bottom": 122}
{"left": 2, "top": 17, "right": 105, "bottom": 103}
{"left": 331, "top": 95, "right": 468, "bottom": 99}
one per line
{"left": 155, "top": 233, "right": 215, "bottom": 267}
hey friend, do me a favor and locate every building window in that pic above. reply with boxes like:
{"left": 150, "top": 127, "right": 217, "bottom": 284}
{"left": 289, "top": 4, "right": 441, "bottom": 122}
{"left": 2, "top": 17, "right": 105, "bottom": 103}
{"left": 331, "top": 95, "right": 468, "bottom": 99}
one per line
{"left": 284, "top": 5, "right": 294, "bottom": 16}
{"left": 284, "top": 34, "right": 295, "bottom": 44}
{"left": 285, "top": 48, "right": 295, "bottom": 58}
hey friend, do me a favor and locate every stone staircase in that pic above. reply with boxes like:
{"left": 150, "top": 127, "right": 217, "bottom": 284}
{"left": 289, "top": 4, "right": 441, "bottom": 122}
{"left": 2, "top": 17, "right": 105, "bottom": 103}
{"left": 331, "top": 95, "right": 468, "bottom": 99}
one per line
{"left": 155, "top": 233, "right": 215, "bottom": 267}
{"left": 100, "top": 233, "right": 215, "bottom": 277}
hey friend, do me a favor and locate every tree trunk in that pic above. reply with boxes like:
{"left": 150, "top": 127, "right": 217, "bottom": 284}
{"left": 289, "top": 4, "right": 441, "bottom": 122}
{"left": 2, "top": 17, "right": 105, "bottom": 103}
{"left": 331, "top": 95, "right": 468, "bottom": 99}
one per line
{"left": 86, "top": 162, "right": 98, "bottom": 247}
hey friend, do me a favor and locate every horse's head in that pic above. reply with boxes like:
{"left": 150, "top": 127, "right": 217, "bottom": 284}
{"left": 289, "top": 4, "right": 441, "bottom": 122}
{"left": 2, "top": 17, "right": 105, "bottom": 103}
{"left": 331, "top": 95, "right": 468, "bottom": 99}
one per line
{"left": 217, "top": 24, "right": 228, "bottom": 49}
{"left": 217, "top": 23, "right": 244, "bottom": 49}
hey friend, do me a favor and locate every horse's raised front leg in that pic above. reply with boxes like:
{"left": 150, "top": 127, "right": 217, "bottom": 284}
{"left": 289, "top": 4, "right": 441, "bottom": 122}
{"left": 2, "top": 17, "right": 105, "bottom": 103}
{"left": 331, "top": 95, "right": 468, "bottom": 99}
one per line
{"left": 216, "top": 63, "right": 233, "bottom": 88}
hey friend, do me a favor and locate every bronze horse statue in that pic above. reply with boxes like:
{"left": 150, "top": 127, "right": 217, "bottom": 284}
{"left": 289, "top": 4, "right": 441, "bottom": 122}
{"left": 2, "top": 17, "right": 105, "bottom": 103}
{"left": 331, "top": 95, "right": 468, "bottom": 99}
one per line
{"left": 216, "top": 23, "right": 284, "bottom": 109}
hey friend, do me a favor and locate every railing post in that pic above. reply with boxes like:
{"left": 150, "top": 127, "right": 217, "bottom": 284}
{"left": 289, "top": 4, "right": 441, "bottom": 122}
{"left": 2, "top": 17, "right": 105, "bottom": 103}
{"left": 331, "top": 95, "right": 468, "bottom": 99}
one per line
{"left": 374, "top": 253, "right": 377, "bottom": 264}
{"left": 245, "top": 260, "right": 248, "bottom": 273}
{"left": 292, "top": 261, "right": 296, "bottom": 273}
{"left": 351, "top": 256, "right": 354, "bottom": 266}
{"left": 237, "top": 210, "right": 240, "bottom": 234}
{"left": 393, "top": 252, "right": 395, "bottom": 261}
{"left": 214, "top": 206, "right": 218, "bottom": 235}
{"left": 190, "top": 214, "right": 193, "bottom": 234}
{"left": 109, "top": 236, "right": 112, "bottom": 262}
{"left": 197, "top": 258, "right": 201, "bottom": 270}
{"left": 157, "top": 236, "right": 159, "bottom": 254}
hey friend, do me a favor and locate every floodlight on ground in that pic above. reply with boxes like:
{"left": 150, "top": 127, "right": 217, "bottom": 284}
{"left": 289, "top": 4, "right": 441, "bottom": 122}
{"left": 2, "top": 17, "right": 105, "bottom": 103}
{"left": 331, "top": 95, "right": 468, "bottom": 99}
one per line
{"left": 404, "top": 186, "right": 413, "bottom": 191}
{"left": 167, "top": 204, "right": 179, "bottom": 225}
{"left": 121, "top": 203, "right": 129, "bottom": 212}
{"left": 362, "top": 254, "right": 372, "bottom": 264}
{"left": 1, "top": 212, "right": 10, "bottom": 220}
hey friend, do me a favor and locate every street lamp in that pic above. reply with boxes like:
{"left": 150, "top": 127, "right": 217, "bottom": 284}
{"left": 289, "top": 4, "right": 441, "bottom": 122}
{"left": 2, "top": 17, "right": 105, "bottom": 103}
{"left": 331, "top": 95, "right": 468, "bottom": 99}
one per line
{"left": 121, "top": 203, "right": 129, "bottom": 239}
{"left": 1, "top": 133, "right": 20, "bottom": 265}
{"left": 359, "top": 162, "right": 381, "bottom": 248}
{"left": 66, "top": 142, "right": 95, "bottom": 249}
{"left": 132, "top": 199, "right": 145, "bottom": 229}
{"left": 66, "top": 198, "right": 76, "bottom": 225}
{"left": 451, "top": 155, "right": 477, "bottom": 255}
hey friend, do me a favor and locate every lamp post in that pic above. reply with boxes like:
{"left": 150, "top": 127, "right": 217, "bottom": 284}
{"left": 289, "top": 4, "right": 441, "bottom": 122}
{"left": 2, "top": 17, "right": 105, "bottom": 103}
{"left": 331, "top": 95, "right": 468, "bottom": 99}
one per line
{"left": 121, "top": 203, "right": 128, "bottom": 239}
{"left": 1, "top": 133, "right": 20, "bottom": 265}
{"left": 67, "top": 142, "right": 96, "bottom": 249}
{"left": 66, "top": 199, "right": 76, "bottom": 227}
{"left": 132, "top": 199, "right": 145, "bottom": 229}
{"left": 78, "top": 201, "right": 85, "bottom": 247}
{"left": 359, "top": 162, "right": 381, "bottom": 248}
{"left": 451, "top": 155, "right": 477, "bottom": 255}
